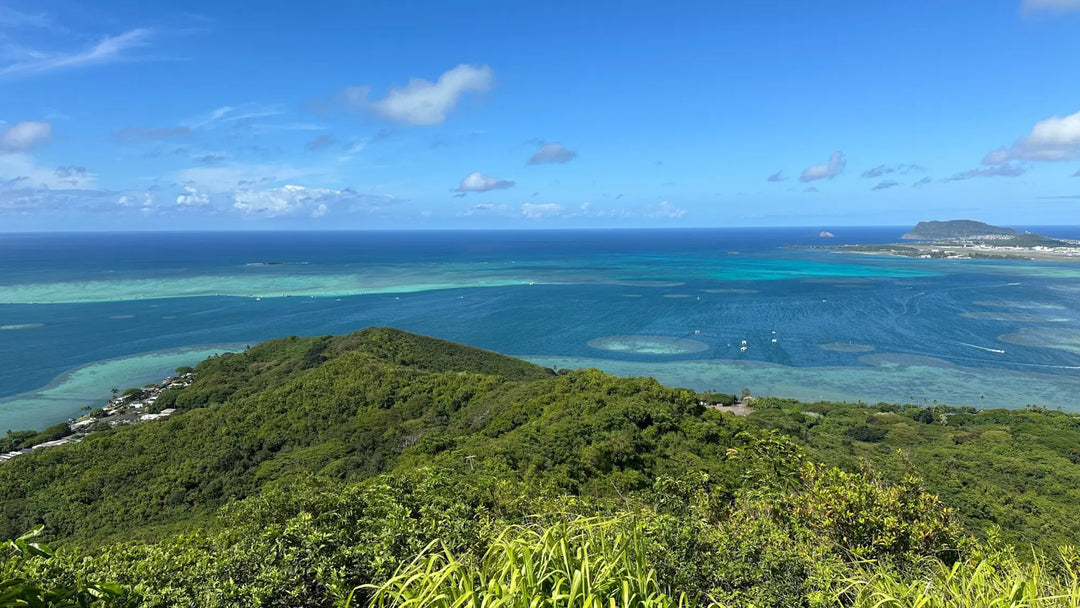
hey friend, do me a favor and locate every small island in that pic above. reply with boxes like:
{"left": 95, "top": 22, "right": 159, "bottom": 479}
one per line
{"left": 794, "top": 219, "right": 1080, "bottom": 261}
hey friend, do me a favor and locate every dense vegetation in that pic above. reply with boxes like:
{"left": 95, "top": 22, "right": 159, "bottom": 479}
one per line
{"left": 1, "top": 328, "right": 1078, "bottom": 606}
{"left": 901, "top": 219, "right": 1019, "bottom": 239}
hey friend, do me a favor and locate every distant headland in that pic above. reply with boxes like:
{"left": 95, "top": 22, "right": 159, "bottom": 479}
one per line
{"left": 794, "top": 219, "right": 1080, "bottom": 261}
{"left": 901, "top": 219, "right": 1019, "bottom": 240}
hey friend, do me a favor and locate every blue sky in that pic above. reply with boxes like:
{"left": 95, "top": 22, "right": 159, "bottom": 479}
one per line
{"left": 1, "top": 0, "right": 1079, "bottom": 230}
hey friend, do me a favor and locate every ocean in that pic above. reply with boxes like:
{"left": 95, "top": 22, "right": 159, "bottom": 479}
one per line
{"left": 2, "top": 227, "right": 1080, "bottom": 432}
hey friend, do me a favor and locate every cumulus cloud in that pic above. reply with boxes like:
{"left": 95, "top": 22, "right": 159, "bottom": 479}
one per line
{"left": 0, "top": 121, "right": 51, "bottom": 152}
{"left": 345, "top": 64, "right": 494, "bottom": 125}
{"left": 1021, "top": 0, "right": 1080, "bottom": 13}
{"left": 0, "top": 29, "right": 152, "bottom": 79}
{"left": 872, "top": 180, "right": 900, "bottom": 191}
{"left": 233, "top": 185, "right": 395, "bottom": 219}
{"left": 457, "top": 171, "right": 515, "bottom": 193}
{"left": 117, "top": 191, "right": 155, "bottom": 212}
{"left": 115, "top": 126, "right": 190, "bottom": 143}
{"left": 528, "top": 142, "right": 577, "bottom": 165}
{"left": 176, "top": 186, "right": 210, "bottom": 207}
{"left": 945, "top": 164, "right": 1027, "bottom": 181}
{"left": 985, "top": 109, "right": 1080, "bottom": 163}
{"left": 800, "top": 152, "right": 846, "bottom": 182}
{"left": 767, "top": 171, "right": 784, "bottom": 182}
{"left": 861, "top": 164, "right": 924, "bottom": 178}
{"left": 521, "top": 202, "right": 564, "bottom": 219}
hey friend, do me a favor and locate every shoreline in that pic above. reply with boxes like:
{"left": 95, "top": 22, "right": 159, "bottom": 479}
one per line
{"left": 805, "top": 242, "right": 1080, "bottom": 263}
{"left": 0, "top": 343, "right": 245, "bottom": 433}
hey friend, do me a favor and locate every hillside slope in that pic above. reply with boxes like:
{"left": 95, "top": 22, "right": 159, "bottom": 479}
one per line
{"left": 1, "top": 328, "right": 1078, "bottom": 607}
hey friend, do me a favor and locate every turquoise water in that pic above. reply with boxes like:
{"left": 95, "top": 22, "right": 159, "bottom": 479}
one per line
{"left": 0, "top": 345, "right": 242, "bottom": 431}
{"left": 2, "top": 228, "right": 1079, "bottom": 431}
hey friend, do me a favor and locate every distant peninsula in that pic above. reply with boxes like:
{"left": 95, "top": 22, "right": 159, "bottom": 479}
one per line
{"left": 791, "top": 219, "right": 1080, "bottom": 262}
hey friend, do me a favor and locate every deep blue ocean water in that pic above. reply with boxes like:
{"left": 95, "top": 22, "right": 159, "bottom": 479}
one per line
{"left": 2, "top": 227, "right": 1080, "bottom": 431}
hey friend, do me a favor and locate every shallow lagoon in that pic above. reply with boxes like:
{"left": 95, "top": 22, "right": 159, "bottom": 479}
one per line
{"left": 2, "top": 228, "right": 1079, "bottom": 430}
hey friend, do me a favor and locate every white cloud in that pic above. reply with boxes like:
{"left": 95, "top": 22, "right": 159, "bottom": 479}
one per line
{"left": 521, "top": 202, "right": 564, "bottom": 219}
{"left": 0, "top": 29, "right": 151, "bottom": 79}
{"left": 528, "top": 142, "right": 577, "bottom": 165}
{"left": 232, "top": 184, "right": 394, "bottom": 219}
{"left": 0, "top": 121, "right": 51, "bottom": 152}
{"left": 647, "top": 200, "right": 687, "bottom": 219}
{"left": 175, "top": 186, "right": 210, "bottom": 207}
{"left": 800, "top": 152, "right": 846, "bottom": 182}
{"left": 1021, "top": 0, "right": 1080, "bottom": 13}
{"left": 988, "top": 109, "right": 1080, "bottom": 162}
{"left": 464, "top": 203, "right": 510, "bottom": 216}
{"left": 457, "top": 171, "right": 514, "bottom": 193}
{"left": 355, "top": 64, "right": 494, "bottom": 125}
{"left": 118, "top": 192, "right": 154, "bottom": 208}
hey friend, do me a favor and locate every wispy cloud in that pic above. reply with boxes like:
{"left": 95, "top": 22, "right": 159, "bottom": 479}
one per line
{"left": 521, "top": 202, "right": 564, "bottom": 219}
{"left": 913, "top": 177, "right": 934, "bottom": 188}
{"left": 0, "top": 28, "right": 152, "bottom": 79}
{"left": 528, "top": 142, "right": 577, "bottom": 165}
{"left": 0, "top": 6, "right": 51, "bottom": 28}
{"left": 185, "top": 104, "right": 285, "bottom": 130}
{"left": 233, "top": 184, "right": 395, "bottom": 219}
{"left": 861, "top": 164, "right": 924, "bottom": 178}
{"left": 1021, "top": 0, "right": 1080, "bottom": 14}
{"left": 872, "top": 180, "right": 900, "bottom": 191}
{"left": 306, "top": 134, "right": 336, "bottom": 151}
{"left": 464, "top": 203, "right": 510, "bottom": 216}
{"left": 800, "top": 152, "right": 846, "bottom": 182}
{"left": 945, "top": 164, "right": 1026, "bottom": 181}
{"left": 0, "top": 152, "right": 94, "bottom": 189}
{"left": 646, "top": 200, "right": 687, "bottom": 218}
{"left": 767, "top": 171, "right": 784, "bottom": 182}
{"left": 115, "top": 126, "right": 190, "bottom": 143}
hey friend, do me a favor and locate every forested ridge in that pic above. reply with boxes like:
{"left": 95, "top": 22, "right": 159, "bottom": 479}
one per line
{"left": 2, "top": 328, "right": 1078, "bottom": 607}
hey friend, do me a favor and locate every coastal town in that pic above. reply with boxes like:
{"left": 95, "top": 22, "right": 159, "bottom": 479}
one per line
{"left": 0, "top": 372, "right": 193, "bottom": 464}
{"left": 794, "top": 220, "right": 1080, "bottom": 263}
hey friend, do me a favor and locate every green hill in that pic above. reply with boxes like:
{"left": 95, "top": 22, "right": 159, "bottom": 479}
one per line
{"left": 1, "top": 328, "right": 1078, "bottom": 607}
{"left": 901, "top": 219, "right": 1019, "bottom": 240}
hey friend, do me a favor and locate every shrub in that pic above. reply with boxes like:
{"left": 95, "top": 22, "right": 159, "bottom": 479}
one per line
{"left": 846, "top": 425, "right": 888, "bottom": 443}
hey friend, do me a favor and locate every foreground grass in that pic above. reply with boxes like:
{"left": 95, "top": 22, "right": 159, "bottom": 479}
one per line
{"left": 846, "top": 552, "right": 1080, "bottom": 608}
{"left": 358, "top": 516, "right": 1080, "bottom": 608}
{"left": 360, "top": 518, "right": 690, "bottom": 608}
